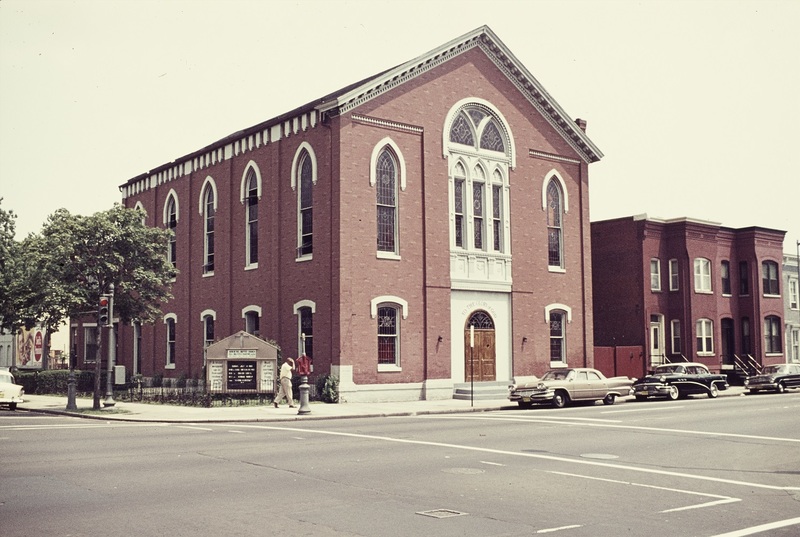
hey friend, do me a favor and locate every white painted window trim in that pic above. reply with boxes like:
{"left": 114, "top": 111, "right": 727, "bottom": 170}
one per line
{"left": 540, "top": 170, "right": 570, "bottom": 214}
{"left": 544, "top": 303, "right": 573, "bottom": 323}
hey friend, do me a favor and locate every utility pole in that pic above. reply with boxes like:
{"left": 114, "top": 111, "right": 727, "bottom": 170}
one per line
{"left": 103, "top": 284, "right": 116, "bottom": 407}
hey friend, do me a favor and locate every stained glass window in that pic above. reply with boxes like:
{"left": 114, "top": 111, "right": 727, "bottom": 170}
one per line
{"left": 492, "top": 184, "right": 502, "bottom": 252}
{"left": 449, "top": 113, "right": 474, "bottom": 146}
{"left": 480, "top": 120, "right": 505, "bottom": 152}
{"left": 378, "top": 305, "right": 399, "bottom": 365}
{"left": 298, "top": 152, "right": 313, "bottom": 256}
{"left": 299, "top": 306, "right": 313, "bottom": 358}
{"left": 550, "top": 311, "right": 565, "bottom": 362}
{"left": 246, "top": 169, "right": 258, "bottom": 265}
{"left": 167, "top": 196, "right": 177, "bottom": 268}
{"left": 473, "top": 182, "right": 484, "bottom": 250}
{"left": 376, "top": 148, "right": 397, "bottom": 253}
{"left": 204, "top": 187, "right": 215, "bottom": 273}
{"left": 547, "top": 180, "right": 563, "bottom": 268}
{"left": 454, "top": 163, "right": 466, "bottom": 248}
{"left": 469, "top": 310, "right": 494, "bottom": 329}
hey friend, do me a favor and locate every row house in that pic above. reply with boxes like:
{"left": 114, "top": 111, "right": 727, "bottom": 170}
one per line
{"left": 784, "top": 252, "right": 800, "bottom": 362}
{"left": 71, "top": 26, "right": 602, "bottom": 402}
{"left": 591, "top": 214, "right": 786, "bottom": 381}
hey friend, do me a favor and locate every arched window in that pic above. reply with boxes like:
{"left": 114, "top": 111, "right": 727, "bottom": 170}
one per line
{"left": 202, "top": 185, "right": 215, "bottom": 274}
{"left": 244, "top": 310, "right": 260, "bottom": 337}
{"left": 245, "top": 167, "right": 259, "bottom": 266}
{"left": 297, "top": 150, "right": 313, "bottom": 257}
{"left": 445, "top": 101, "right": 512, "bottom": 257}
{"left": 377, "top": 304, "right": 400, "bottom": 367}
{"left": 546, "top": 178, "right": 564, "bottom": 268}
{"left": 294, "top": 300, "right": 316, "bottom": 358}
{"left": 376, "top": 147, "right": 399, "bottom": 254}
{"left": 164, "top": 314, "right": 177, "bottom": 367}
{"left": 202, "top": 312, "right": 215, "bottom": 349}
{"left": 166, "top": 195, "right": 177, "bottom": 268}
{"left": 549, "top": 310, "right": 566, "bottom": 362}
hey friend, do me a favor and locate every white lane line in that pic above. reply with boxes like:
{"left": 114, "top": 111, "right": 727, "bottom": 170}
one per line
{"left": 228, "top": 430, "right": 244, "bottom": 434}
{"left": 223, "top": 423, "right": 800, "bottom": 492}
{"left": 710, "top": 516, "right": 800, "bottom": 536}
{"left": 537, "top": 524, "right": 582, "bottom": 533}
{"left": 603, "top": 406, "right": 687, "bottom": 414}
{"left": 549, "top": 471, "right": 740, "bottom": 513}
{"left": 0, "top": 423, "right": 168, "bottom": 431}
{"left": 418, "top": 414, "right": 800, "bottom": 444}
{"left": 506, "top": 415, "right": 622, "bottom": 423}
{"left": 175, "top": 426, "right": 213, "bottom": 431}
{"left": 480, "top": 460, "right": 505, "bottom": 466}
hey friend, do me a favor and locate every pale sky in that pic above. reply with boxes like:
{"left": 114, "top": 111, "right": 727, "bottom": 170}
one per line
{"left": 2, "top": 0, "right": 799, "bottom": 256}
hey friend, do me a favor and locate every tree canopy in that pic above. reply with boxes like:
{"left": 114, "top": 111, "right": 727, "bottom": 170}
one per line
{"left": 2, "top": 203, "right": 176, "bottom": 336}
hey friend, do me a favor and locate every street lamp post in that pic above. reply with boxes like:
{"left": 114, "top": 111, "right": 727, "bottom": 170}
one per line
{"left": 470, "top": 324, "right": 475, "bottom": 408}
{"left": 103, "top": 284, "right": 116, "bottom": 407}
{"left": 297, "top": 332, "right": 311, "bottom": 415}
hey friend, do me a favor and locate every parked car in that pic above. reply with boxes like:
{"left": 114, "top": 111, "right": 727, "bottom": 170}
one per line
{"left": 0, "top": 369, "right": 24, "bottom": 410}
{"left": 508, "top": 368, "right": 634, "bottom": 408}
{"left": 633, "top": 362, "right": 728, "bottom": 401}
{"left": 745, "top": 364, "right": 800, "bottom": 394}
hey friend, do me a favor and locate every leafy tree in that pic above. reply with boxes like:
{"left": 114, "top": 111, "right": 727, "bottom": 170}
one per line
{"left": 27, "top": 204, "right": 176, "bottom": 408}
{"left": 0, "top": 198, "right": 20, "bottom": 331}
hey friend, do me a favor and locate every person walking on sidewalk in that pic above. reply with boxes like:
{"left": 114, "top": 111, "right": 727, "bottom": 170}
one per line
{"left": 273, "top": 357, "right": 295, "bottom": 408}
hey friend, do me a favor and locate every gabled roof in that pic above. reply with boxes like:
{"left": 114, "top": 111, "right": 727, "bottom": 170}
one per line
{"left": 318, "top": 25, "right": 602, "bottom": 163}
{"left": 121, "top": 25, "right": 600, "bottom": 191}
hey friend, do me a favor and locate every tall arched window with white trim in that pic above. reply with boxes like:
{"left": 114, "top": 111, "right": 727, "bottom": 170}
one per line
{"left": 453, "top": 161, "right": 466, "bottom": 249}
{"left": 166, "top": 195, "right": 177, "bottom": 268}
{"left": 377, "top": 304, "right": 400, "bottom": 367}
{"left": 164, "top": 314, "right": 177, "bottom": 367}
{"left": 245, "top": 168, "right": 259, "bottom": 266}
{"left": 376, "top": 147, "right": 399, "bottom": 254}
{"left": 298, "top": 150, "right": 313, "bottom": 257}
{"left": 546, "top": 178, "right": 564, "bottom": 269}
{"left": 202, "top": 185, "right": 215, "bottom": 274}
{"left": 549, "top": 310, "right": 566, "bottom": 362}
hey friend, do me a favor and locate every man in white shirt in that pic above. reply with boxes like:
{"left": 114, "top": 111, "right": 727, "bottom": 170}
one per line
{"left": 273, "top": 357, "right": 295, "bottom": 408}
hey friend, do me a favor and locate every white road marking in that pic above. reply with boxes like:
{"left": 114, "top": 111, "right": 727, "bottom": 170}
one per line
{"left": 479, "top": 460, "right": 505, "bottom": 466}
{"left": 710, "top": 516, "right": 800, "bottom": 536}
{"left": 0, "top": 423, "right": 167, "bottom": 431}
{"left": 603, "top": 405, "right": 687, "bottom": 414}
{"left": 536, "top": 524, "right": 582, "bottom": 533}
{"left": 224, "top": 423, "right": 800, "bottom": 492}
{"left": 549, "top": 471, "right": 740, "bottom": 512}
{"left": 176, "top": 426, "right": 213, "bottom": 431}
{"left": 420, "top": 414, "right": 800, "bottom": 444}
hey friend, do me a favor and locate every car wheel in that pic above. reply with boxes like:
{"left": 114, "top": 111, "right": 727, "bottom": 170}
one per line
{"left": 777, "top": 382, "right": 787, "bottom": 394}
{"left": 552, "top": 391, "right": 569, "bottom": 408}
{"left": 667, "top": 385, "right": 680, "bottom": 400}
{"left": 708, "top": 383, "right": 719, "bottom": 398}
{"left": 603, "top": 394, "right": 616, "bottom": 405}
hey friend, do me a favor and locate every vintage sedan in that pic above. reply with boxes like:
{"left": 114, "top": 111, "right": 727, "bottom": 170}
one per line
{"left": 633, "top": 362, "right": 728, "bottom": 401}
{"left": 0, "top": 369, "right": 24, "bottom": 410}
{"left": 745, "top": 364, "right": 800, "bottom": 394}
{"left": 508, "top": 368, "right": 634, "bottom": 408}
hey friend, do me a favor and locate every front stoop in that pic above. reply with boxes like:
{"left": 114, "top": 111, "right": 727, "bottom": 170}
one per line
{"left": 453, "top": 380, "right": 510, "bottom": 401}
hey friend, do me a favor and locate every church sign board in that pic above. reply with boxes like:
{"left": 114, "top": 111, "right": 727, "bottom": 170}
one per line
{"left": 204, "top": 331, "right": 279, "bottom": 393}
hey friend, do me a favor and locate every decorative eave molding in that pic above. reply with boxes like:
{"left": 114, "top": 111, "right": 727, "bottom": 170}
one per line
{"left": 352, "top": 114, "right": 423, "bottom": 135}
{"left": 529, "top": 149, "right": 581, "bottom": 165}
{"left": 318, "top": 25, "right": 602, "bottom": 164}
{"left": 120, "top": 110, "right": 318, "bottom": 200}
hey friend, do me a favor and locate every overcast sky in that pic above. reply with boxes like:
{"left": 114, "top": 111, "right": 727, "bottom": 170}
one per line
{"left": 2, "top": 0, "right": 798, "bottom": 255}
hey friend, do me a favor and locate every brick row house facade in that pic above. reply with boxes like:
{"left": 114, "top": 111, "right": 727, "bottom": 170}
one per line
{"left": 71, "top": 26, "right": 602, "bottom": 401}
{"left": 591, "top": 215, "right": 787, "bottom": 381}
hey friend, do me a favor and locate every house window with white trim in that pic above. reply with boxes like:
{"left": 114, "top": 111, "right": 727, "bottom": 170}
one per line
{"left": 84, "top": 327, "right": 98, "bottom": 363}
{"left": 696, "top": 318, "right": 713, "bottom": 355}
{"left": 245, "top": 168, "right": 258, "bottom": 266}
{"left": 762, "top": 261, "right": 779, "bottom": 296}
{"left": 694, "top": 258, "right": 712, "bottom": 293}
{"left": 549, "top": 310, "right": 566, "bottom": 362}
{"left": 669, "top": 259, "right": 679, "bottom": 291}
{"left": 203, "top": 314, "right": 215, "bottom": 349}
{"left": 764, "top": 315, "right": 782, "bottom": 353}
{"left": 650, "top": 258, "right": 661, "bottom": 291}
{"left": 377, "top": 304, "right": 400, "bottom": 366}
{"left": 376, "top": 148, "right": 398, "bottom": 254}
{"left": 671, "top": 319, "right": 681, "bottom": 354}
{"left": 789, "top": 277, "right": 798, "bottom": 309}
{"left": 245, "top": 311, "right": 260, "bottom": 337}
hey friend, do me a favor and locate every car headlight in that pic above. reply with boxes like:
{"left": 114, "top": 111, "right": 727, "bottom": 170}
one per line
{"left": 537, "top": 382, "right": 545, "bottom": 390}
{"left": 659, "top": 376, "right": 667, "bottom": 383}
{"left": 508, "top": 384, "right": 517, "bottom": 392}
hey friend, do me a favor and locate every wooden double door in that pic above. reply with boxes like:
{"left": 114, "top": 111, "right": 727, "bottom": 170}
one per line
{"left": 464, "top": 310, "right": 496, "bottom": 382}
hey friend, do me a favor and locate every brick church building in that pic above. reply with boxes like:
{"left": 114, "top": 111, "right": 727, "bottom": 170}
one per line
{"left": 94, "top": 26, "right": 603, "bottom": 402}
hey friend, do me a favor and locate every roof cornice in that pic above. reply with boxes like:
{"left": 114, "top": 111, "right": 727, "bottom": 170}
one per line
{"left": 318, "top": 25, "right": 603, "bottom": 163}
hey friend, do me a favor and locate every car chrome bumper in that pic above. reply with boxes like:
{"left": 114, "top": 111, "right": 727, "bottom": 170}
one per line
{"left": 633, "top": 384, "right": 671, "bottom": 397}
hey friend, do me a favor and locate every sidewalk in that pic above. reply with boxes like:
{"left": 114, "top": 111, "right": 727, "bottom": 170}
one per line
{"left": 15, "top": 386, "right": 747, "bottom": 423}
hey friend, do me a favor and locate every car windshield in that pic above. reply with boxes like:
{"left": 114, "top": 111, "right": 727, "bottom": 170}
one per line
{"left": 542, "top": 370, "right": 573, "bottom": 381}
{"left": 762, "top": 365, "right": 787, "bottom": 375}
{"left": 653, "top": 365, "right": 684, "bottom": 374}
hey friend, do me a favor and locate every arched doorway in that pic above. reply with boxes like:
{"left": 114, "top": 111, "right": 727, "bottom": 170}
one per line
{"left": 464, "top": 310, "right": 496, "bottom": 382}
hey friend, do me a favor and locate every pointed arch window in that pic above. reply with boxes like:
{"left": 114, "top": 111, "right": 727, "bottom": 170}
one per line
{"left": 376, "top": 148, "right": 398, "bottom": 253}
{"left": 546, "top": 179, "right": 564, "bottom": 268}
{"left": 297, "top": 151, "right": 313, "bottom": 257}
{"left": 453, "top": 162, "right": 466, "bottom": 249}
{"left": 202, "top": 186, "right": 215, "bottom": 274}
{"left": 472, "top": 165, "right": 486, "bottom": 250}
{"left": 166, "top": 196, "right": 177, "bottom": 268}
{"left": 245, "top": 168, "right": 259, "bottom": 266}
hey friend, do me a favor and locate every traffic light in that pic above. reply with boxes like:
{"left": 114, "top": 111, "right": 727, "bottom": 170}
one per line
{"left": 98, "top": 295, "right": 111, "bottom": 326}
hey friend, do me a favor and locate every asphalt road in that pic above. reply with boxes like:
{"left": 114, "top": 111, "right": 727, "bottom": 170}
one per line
{"left": 2, "top": 392, "right": 799, "bottom": 537}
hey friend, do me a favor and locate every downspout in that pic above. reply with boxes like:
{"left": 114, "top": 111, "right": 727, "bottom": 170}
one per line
{"left": 420, "top": 128, "right": 429, "bottom": 394}
{"left": 579, "top": 160, "right": 588, "bottom": 368}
